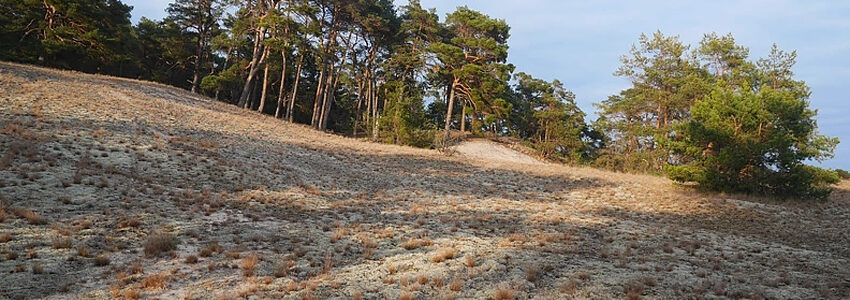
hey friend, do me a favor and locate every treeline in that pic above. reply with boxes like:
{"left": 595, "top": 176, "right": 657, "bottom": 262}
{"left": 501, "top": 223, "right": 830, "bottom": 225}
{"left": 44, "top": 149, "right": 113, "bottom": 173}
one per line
{"left": 0, "top": 0, "right": 841, "bottom": 198}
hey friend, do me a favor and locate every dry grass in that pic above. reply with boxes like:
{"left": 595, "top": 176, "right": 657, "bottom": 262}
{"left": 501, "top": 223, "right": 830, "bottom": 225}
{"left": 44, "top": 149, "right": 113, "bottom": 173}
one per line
{"left": 431, "top": 277, "right": 444, "bottom": 287}
{"left": 184, "top": 255, "right": 198, "bottom": 264}
{"left": 123, "top": 288, "right": 141, "bottom": 300}
{"left": 401, "top": 238, "right": 433, "bottom": 250}
{"left": 560, "top": 279, "right": 579, "bottom": 294}
{"left": 13, "top": 208, "right": 47, "bottom": 225}
{"left": 143, "top": 232, "right": 178, "bottom": 257}
{"left": 492, "top": 286, "right": 515, "bottom": 300}
{"left": 52, "top": 237, "right": 72, "bottom": 249}
{"left": 241, "top": 255, "right": 259, "bottom": 277}
{"left": 430, "top": 247, "right": 458, "bottom": 263}
{"left": 76, "top": 246, "right": 90, "bottom": 258}
{"left": 141, "top": 274, "right": 167, "bottom": 290}
{"left": 330, "top": 228, "right": 347, "bottom": 243}
{"left": 398, "top": 291, "right": 414, "bottom": 300}
{"left": 129, "top": 261, "right": 143, "bottom": 274}
{"left": 448, "top": 278, "right": 464, "bottom": 292}
{"left": 625, "top": 280, "right": 644, "bottom": 300}
{"left": 464, "top": 255, "right": 475, "bottom": 268}
{"left": 273, "top": 259, "right": 294, "bottom": 278}
{"left": 525, "top": 264, "right": 539, "bottom": 282}
{"left": 93, "top": 254, "right": 111, "bottom": 266}
{"left": 322, "top": 252, "right": 334, "bottom": 274}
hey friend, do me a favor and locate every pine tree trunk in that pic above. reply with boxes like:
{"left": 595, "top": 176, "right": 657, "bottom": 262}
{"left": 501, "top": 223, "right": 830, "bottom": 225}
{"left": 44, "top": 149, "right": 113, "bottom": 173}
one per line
{"left": 258, "top": 47, "right": 271, "bottom": 113}
{"left": 443, "top": 81, "right": 457, "bottom": 139}
{"left": 371, "top": 81, "right": 378, "bottom": 140}
{"left": 239, "top": 27, "right": 267, "bottom": 108}
{"left": 353, "top": 79, "right": 364, "bottom": 137}
{"left": 365, "top": 77, "right": 372, "bottom": 136}
{"left": 275, "top": 50, "right": 287, "bottom": 119}
{"left": 311, "top": 67, "right": 325, "bottom": 127}
{"left": 249, "top": 77, "right": 260, "bottom": 110}
{"left": 320, "top": 71, "right": 340, "bottom": 131}
{"left": 190, "top": 30, "right": 204, "bottom": 94}
{"left": 460, "top": 103, "right": 466, "bottom": 133}
{"left": 318, "top": 69, "right": 334, "bottom": 130}
{"left": 287, "top": 54, "right": 303, "bottom": 122}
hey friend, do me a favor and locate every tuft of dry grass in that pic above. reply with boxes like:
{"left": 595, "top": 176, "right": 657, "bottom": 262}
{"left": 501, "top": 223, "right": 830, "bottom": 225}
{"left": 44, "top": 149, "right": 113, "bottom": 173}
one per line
{"left": 464, "top": 255, "right": 475, "bottom": 268}
{"left": 273, "top": 259, "right": 294, "bottom": 278}
{"left": 184, "top": 255, "right": 198, "bottom": 264}
{"left": 361, "top": 236, "right": 377, "bottom": 260}
{"left": 431, "top": 277, "right": 444, "bottom": 287}
{"left": 560, "top": 279, "right": 579, "bottom": 294}
{"left": 124, "top": 288, "right": 141, "bottom": 300}
{"left": 492, "top": 286, "right": 515, "bottom": 300}
{"left": 77, "top": 246, "right": 90, "bottom": 258}
{"left": 322, "top": 252, "right": 334, "bottom": 274}
{"left": 118, "top": 216, "right": 141, "bottom": 228}
{"left": 129, "top": 260, "right": 143, "bottom": 274}
{"left": 94, "top": 254, "right": 111, "bottom": 266}
{"left": 398, "top": 291, "right": 414, "bottom": 300}
{"left": 430, "top": 247, "right": 458, "bottom": 263}
{"left": 0, "top": 233, "right": 11, "bottom": 243}
{"left": 241, "top": 255, "right": 259, "bottom": 277}
{"left": 401, "top": 238, "right": 433, "bottom": 250}
{"left": 143, "top": 232, "right": 178, "bottom": 257}
{"left": 625, "top": 280, "right": 644, "bottom": 300}
{"left": 448, "top": 278, "right": 463, "bottom": 292}
{"left": 13, "top": 208, "right": 47, "bottom": 225}
{"left": 197, "top": 248, "right": 212, "bottom": 257}
{"left": 52, "top": 237, "right": 72, "bottom": 249}
{"left": 575, "top": 272, "right": 590, "bottom": 281}
{"left": 525, "top": 264, "right": 539, "bottom": 282}
{"left": 141, "top": 274, "right": 167, "bottom": 290}
{"left": 330, "top": 228, "right": 346, "bottom": 243}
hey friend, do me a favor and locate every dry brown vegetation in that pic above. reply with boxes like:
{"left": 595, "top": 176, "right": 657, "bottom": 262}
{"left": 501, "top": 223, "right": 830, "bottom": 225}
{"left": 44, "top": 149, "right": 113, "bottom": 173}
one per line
{"left": 143, "top": 232, "right": 178, "bottom": 257}
{"left": 1, "top": 62, "right": 849, "bottom": 299}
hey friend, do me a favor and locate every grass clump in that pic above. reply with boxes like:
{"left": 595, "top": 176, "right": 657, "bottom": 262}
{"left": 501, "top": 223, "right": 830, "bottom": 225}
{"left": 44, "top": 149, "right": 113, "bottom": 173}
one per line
{"left": 241, "top": 255, "right": 259, "bottom": 276}
{"left": 94, "top": 254, "right": 111, "bottom": 266}
{"left": 13, "top": 208, "right": 47, "bottom": 225}
{"left": 430, "top": 247, "right": 458, "bottom": 263}
{"left": 143, "top": 232, "right": 178, "bottom": 257}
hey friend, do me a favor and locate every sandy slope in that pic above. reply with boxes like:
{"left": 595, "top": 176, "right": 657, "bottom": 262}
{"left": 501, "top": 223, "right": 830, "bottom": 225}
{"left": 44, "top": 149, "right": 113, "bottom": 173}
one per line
{"left": 454, "top": 140, "right": 542, "bottom": 165}
{"left": 1, "top": 61, "right": 849, "bottom": 300}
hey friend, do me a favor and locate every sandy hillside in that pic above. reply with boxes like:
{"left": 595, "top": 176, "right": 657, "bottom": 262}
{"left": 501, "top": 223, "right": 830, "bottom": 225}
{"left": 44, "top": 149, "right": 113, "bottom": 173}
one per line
{"left": 453, "top": 140, "right": 542, "bottom": 165}
{"left": 1, "top": 61, "right": 849, "bottom": 300}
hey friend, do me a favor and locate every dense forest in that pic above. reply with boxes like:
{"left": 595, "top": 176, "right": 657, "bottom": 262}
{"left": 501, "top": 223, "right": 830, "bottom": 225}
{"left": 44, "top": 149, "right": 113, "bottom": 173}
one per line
{"left": 0, "top": 0, "right": 843, "bottom": 198}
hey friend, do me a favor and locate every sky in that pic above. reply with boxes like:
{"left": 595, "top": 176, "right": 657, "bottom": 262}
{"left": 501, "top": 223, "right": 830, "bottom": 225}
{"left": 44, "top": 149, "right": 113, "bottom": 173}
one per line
{"left": 124, "top": 0, "right": 850, "bottom": 169}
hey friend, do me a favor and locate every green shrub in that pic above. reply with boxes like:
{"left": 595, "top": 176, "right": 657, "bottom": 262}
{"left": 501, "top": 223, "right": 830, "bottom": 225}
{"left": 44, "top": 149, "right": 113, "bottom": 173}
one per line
{"left": 836, "top": 169, "right": 850, "bottom": 180}
{"left": 666, "top": 83, "right": 839, "bottom": 200}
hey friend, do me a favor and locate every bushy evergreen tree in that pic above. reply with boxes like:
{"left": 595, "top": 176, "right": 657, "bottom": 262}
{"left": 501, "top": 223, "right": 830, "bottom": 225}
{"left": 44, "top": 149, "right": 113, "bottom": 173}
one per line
{"left": 667, "top": 45, "right": 839, "bottom": 199}
{"left": 0, "top": 0, "right": 136, "bottom": 75}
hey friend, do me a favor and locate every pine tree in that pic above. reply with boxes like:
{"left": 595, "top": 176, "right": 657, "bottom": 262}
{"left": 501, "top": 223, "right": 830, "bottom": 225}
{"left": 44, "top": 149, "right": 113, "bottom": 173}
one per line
{"left": 667, "top": 43, "right": 839, "bottom": 199}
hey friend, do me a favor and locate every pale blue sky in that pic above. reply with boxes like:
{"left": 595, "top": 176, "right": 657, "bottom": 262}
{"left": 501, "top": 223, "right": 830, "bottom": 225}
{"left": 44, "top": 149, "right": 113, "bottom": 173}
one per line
{"left": 125, "top": 0, "right": 850, "bottom": 169}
